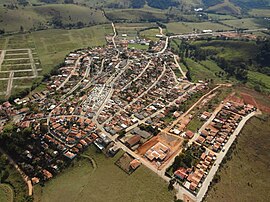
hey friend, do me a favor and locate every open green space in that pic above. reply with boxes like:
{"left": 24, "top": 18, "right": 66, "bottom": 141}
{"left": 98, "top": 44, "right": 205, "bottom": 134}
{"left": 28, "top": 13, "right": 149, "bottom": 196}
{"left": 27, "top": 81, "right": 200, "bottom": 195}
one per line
{"left": 0, "top": 80, "right": 8, "bottom": 92}
{"left": 31, "top": 24, "right": 111, "bottom": 75}
{"left": 0, "top": 184, "right": 13, "bottom": 202}
{"left": 105, "top": 8, "right": 167, "bottom": 22}
{"left": 247, "top": 71, "right": 270, "bottom": 93}
{"left": 140, "top": 28, "right": 160, "bottom": 41}
{"left": 193, "top": 40, "right": 257, "bottom": 62}
{"left": 206, "top": 0, "right": 241, "bottom": 15}
{"left": 185, "top": 58, "right": 223, "bottom": 83}
{"left": 166, "top": 21, "right": 231, "bottom": 34}
{"left": 249, "top": 9, "right": 270, "bottom": 18}
{"left": 36, "top": 145, "right": 174, "bottom": 202}
{"left": 221, "top": 18, "right": 263, "bottom": 29}
{"left": 207, "top": 13, "right": 237, "bottom": 20}
{"left": 0, "top": 4, "right": 108, "bottom": 33}
{"left": 205, "top": 115, "right": 270, "bottom": 202}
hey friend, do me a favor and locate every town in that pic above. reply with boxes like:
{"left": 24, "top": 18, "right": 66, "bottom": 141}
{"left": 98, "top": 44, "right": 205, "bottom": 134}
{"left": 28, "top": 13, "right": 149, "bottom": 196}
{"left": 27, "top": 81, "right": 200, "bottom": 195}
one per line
{"left": 0, "top": 23, "right": 260, "bottom": 202}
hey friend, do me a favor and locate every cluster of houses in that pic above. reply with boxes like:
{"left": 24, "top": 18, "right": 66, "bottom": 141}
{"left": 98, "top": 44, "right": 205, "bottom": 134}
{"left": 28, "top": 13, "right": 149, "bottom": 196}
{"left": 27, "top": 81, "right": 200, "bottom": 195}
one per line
{"left": 172, "top": 99, "right": 256, "bottom": 194}
{"left": 196, "top": 101, "right": 256, "bottom": 152}
{"left": 174, "top": 147, "right": 216, "bottom": 193}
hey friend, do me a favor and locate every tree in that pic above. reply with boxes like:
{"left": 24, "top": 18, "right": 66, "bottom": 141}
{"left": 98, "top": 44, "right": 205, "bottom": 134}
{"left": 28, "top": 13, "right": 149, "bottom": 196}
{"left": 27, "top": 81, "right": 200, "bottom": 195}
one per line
{"left": 0, "top": 170, "right": 9, "bottom": 183}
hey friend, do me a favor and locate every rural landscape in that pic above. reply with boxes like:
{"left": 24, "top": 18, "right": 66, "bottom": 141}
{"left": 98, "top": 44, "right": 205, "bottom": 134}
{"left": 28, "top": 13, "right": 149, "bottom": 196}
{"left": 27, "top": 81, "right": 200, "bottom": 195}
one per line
{"left": 0, "top": 0, "right": 269, "bottom": 202}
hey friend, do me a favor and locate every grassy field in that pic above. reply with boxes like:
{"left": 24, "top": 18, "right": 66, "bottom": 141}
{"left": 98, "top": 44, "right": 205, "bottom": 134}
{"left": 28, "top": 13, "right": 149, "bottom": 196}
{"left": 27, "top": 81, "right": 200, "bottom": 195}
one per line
{"left": 35, "top": 145, "right": 174, "bottom": 202}
{"left": 0, "top": 4, "right": 108, "bottom": 33}
{"left": 205, "top": 115, "right": 270, "bottom": 202}
{"left": 249, "top": 9, "right": 270, "bottom": 17}
{"left": 32, "top": 24, "right": 111, "bottom": 74}
{"left": 207, "top": 13, "right": 237, "bottom": 20}
{"left": 0, "top": 184, "right": 13, "bottom": 202}
{"left": 247, "top": 71, "right": 270, "bottom": 92}
{"left": 193, "top": 40, "right": 257, "bottom": 62}
{"left": 221, "top": 18, "right": 264, "bottom": 29}
{"left": 166, "top": 21, "right": 231, "bottom": 34}
{"left": 115, "top": 22, "right": 155, "bottom": 39}
{"left": 105, "top": 8, "right": 167, "bottom": 22}
{"left": 206, "top": 0, "right": 241, "bottom": 15}
{"left": 185, "top": 58, "right": 223, "bottom": 83}
{"left": 140, "top": 28, "right": 160, "bottom": 41}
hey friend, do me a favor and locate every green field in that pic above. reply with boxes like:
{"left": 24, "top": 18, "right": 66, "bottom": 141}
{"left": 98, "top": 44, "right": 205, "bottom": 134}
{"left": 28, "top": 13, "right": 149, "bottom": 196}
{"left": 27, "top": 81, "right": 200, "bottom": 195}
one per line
{"left": 207, "top": 13, "right": 237, "bottom": 20}
{"left": 0, "top": 4, "right": 108, "bottom": 33}
{"left": 185, "top": 58, "right": 223, "bottom": 83}
{"left": 193, "top": 40, "right": 257, "bottom": 62}
{"left": 140, "top": 28, "right": 160, "bottom": 41}
{"left": 247, "top": 71, "right": 270, "bottom": 92}
{"left": 105, "top": 8, "right": 167, "bottom": 22}
{"left": 32, "top": 25, "right": 111, "bottom": 74}
{"left": 36, "top": 146, "right": 174, "bottom": 202}
{"left": 116, "top": 22, "right": 155, "bottom": 39}
{"left": 221, "top": 18, "right": 263, "bottom": 29}
{"left": 206, "top": 0, "right": 241, "bottom": 15}
{"left": 0, "top": 184, "right": 13, "bottom": 202}
{"left": 249, "top": 9, "right": 270, "bottom": 18}
{"left": 205, "top": 115, "right": 270, "bottom": 202}
{"left": 166, "top": 21, "right": 231, "bottom": 34}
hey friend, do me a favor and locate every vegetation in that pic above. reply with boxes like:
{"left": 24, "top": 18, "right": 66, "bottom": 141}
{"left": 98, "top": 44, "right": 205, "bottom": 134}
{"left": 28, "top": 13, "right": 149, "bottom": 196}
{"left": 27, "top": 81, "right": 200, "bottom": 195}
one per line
{"left": 35, "top": 145, "right": 175, "bottom": 202}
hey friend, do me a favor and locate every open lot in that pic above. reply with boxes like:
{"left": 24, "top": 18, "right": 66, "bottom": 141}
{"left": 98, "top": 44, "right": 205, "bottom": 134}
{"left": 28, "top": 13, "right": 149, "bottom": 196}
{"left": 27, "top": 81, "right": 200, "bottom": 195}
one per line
{"left": 205, "top": 115, "right": 270, "bottom": 202}
{"left": 35, "top": 145, "right": 174, "bottom": 202}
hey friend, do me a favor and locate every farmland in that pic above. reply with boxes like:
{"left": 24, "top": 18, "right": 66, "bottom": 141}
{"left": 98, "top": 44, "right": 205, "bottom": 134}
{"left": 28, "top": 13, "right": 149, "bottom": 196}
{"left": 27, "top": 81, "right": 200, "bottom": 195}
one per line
{"left": 35, "top": 146, "right": 174, "bottom": 202}
{"left": 204, "top": 115, "right": 270, "bottom": 202}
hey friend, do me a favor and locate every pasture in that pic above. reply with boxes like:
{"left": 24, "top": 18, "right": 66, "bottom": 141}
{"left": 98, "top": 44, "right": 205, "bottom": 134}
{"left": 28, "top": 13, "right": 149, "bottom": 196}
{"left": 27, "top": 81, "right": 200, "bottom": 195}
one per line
{"left": 36, "top": 145, "right": 174, "bottom": 202}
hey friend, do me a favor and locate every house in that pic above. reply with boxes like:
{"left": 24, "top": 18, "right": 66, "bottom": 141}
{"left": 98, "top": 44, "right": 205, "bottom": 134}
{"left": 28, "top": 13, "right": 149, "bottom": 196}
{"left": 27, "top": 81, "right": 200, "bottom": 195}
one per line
{"left": 185, "top": 130, "right": 194, "bottom": 139}
{"left": 174, "top": 167, "right": 188, "bottom": 180}
{"left": 125, "top": 135, "right": 141, "bottom": 148}
{"left": 129, "top": 159, "right": 141, "bottom": 170}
